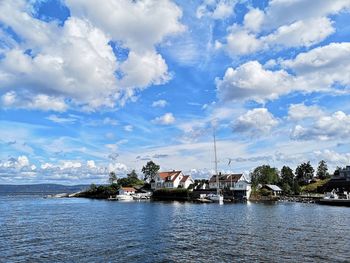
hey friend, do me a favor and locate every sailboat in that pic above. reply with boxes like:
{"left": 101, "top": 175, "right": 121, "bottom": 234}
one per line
{"left": 208, "top": 125, "right": 224, "bottom": 204}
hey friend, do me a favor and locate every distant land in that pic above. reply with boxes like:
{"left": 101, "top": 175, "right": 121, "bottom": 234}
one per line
{"left": 0, "top": 184, "right": 90, "bottom": 195}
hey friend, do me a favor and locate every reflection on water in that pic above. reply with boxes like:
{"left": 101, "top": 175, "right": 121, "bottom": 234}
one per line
{"left": 0, "top": 195, "right": 349, "bottom": 262}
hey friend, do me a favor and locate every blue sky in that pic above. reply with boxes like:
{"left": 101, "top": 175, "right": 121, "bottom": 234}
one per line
{"left": 1, "top": 0, "right": 350, "bottom": 184}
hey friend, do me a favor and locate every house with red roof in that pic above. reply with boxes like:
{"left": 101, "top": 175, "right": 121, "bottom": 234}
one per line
{"left": 151, "top": 170, "right": 194, "bottom": 190}
{"left": 209, "top": 173, "right": 252, "bottom": 199}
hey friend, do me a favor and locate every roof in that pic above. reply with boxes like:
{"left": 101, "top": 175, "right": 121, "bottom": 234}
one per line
{"left": 265, "top": 184, "right": 282, "bottom": 191}
{"left": 120, "top": 187, "right": 136, "bottom": 192}
{"left": 158, "top": 171, "right": 182, "bottom": 182}
{"left": 180, "top": 175, "right": 192, "bottom": 183}
{"left": 209, "top": 174, "right": 243, "bottom": 183}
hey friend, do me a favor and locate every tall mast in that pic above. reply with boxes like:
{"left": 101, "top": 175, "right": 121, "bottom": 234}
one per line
{"left": 213, "top": 126, "right": 219, "bottom": 195}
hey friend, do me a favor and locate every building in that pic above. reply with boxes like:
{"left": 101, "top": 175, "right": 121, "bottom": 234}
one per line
{"left": 209, "top": 173, "right": 252, "bottom": 199}
{"left": 151, "top": 171, "right": 194, "bottom": 190}
{"left": 336, "top": 166, "right": 350, "bottom": 181}
{"left": 263, "top": 184, "right": 282, "bottom": 196}
{"left": 118, "top": 187, "right": 136, "bottom": 195}
{"left": 179, "top": 175, "right": 194, "bottom": 189}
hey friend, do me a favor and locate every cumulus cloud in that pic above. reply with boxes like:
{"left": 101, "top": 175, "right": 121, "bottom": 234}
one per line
{"left": 0, "top": 0, "right": 184, "bottom": 111}
{"left": 314, "top": 149, "right": 350, "bottom": 166}
{"left": 282, "top": 42, "right": 350, "bottom": 90}
{"left": 263, "top": 17, "right": 334, "bottom": 48}
{"left": 152, "top": 113, "right": 175, "bottom": 125}
{"left": 152, "top": 99, "right": 168, "bottom": 108}
{"left": 291, "top": 111, "right": 350, "bottom": 141}
{"left": 217, "top": 42, "right": 350, "bottom": 103}
{"left": 216, "top": 61, "right": 293, "bottom": 102}
{"left": 288, "top": 103, "right": 324, "bottom": 121}
{"left": 220, "top": 0, "right": 350, "bottom": 57}
{"left": 196, "top": 0, "right": 236, "bottom": 20}
{"left": 233, "top": 108, "right": 278, "bottom": 135}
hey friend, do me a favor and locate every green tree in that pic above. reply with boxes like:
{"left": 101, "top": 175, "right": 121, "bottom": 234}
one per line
{"left": 142, "top": 161, "right": 160, "bottom": 182}
{"left": 295, "top": 161, "right": 314, "bottom": 185}
{"left": 316, "top": 160, "right": 330, "bottom": 179}
{"left": 250, "top": 165, "right": 279, "bottom": 188}
{"left": 108, "top": 171, "right": 117, "bottom": 185}
{"left": 280, "top": 166, "right": 294, "bottom": 194}
{"left": 127, "top": 169, "right": 138, "bottom": 179}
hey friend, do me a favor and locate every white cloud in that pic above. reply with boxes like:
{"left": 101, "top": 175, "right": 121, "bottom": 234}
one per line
{"left": 243, "top": 8, "right": 265, "bottom": 32}
{"left": 288, "top": 103, "right": 324, "bottom": 121}
{"left": 152, "top": 113, "right": 176, "bottom": 125}
{"left": 233, "top": 108, "right": 278, "bottom": 135}
{"left": 291, "top": 111, "right": 350, "bottom": 141}
{"left": 196, "top": 0, "right": 236, "bottom": 20}
{"left": 0, "top": 0, "right": 185, "bottom": 111}
{"left": 226, "top": 29, "right": 262, "bottom": 56}
{"left": 217, "top": 42, "right": 350, "bottom": 103}
{"left": 124, "top": 125, "right": 133, "bottom": 132}
{"left": 263, "top": 17, "right": 334, "bottom": 48}
{"left": 216, "top": 61, "right": 293, "bottom": 102}
{"left": 282, "top": 42, "right": 350, "bottom": 89}
{"left": 264, "top": 0, "right": 350, "bottom": 29}
{"left": 87, "top": 160, "right": 96, "bottom": 169}
{"left": 103, "top": 117, "right": 119, "bottom": 126}
{"left": 108, "top": 162, "right": 128, "bottom": 174}
{"left": 46, "top": 114, "right": 77, "bottom": 124}
{"left": 219, "top": 1, "right": 350, "bottom": 56}
{"left": 152, "top": 99, "right": 168, "bottom": 108}
{"left": 314, "top": 149, "right": 350, "bottom": 166}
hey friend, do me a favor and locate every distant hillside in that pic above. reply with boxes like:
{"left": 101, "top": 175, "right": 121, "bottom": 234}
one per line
{"left": 0, "top": 184, "right": 90, "bottom": 194}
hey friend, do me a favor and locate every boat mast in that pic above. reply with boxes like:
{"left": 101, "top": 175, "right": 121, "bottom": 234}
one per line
{"left": 213, "top": 125, "right": 219, "bottom": 195}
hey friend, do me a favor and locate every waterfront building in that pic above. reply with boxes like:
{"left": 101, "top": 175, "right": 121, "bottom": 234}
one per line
{"left": 151, "top": 171, "right": 194, "bottom": 190}
{"left": 336, "top": 166, "right": 350, "bottom": 181}
{"left": 209, "top": 173, "right": 252, "bottom": 199}
{"left": 262, "top": 184, "right": 282, "bottom": 196}
{"left": 118, "top": 187, "right": 136, "bottom": 195}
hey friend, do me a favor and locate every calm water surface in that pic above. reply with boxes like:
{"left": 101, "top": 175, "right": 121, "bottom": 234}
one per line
{"left": 0, "top": 195, "right": 349, "bottom": 262}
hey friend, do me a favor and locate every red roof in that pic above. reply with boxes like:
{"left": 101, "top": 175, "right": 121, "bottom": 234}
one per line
{"left": 180, "top": 175, "right": 191, "bottom": 182}
{"left": 158, "top": 171, "right": 182, "bottom": 182}
{"left": 120, "top": 187, "right": 136, "bottom": 192}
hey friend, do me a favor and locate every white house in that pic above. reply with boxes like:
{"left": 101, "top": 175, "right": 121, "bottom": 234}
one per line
{"left": 151, "top": 171, "right": 194, "bottom": 190}
{"left": 263, "top": 184, "right": 282, "bottom": 196}
{"left": 118, "top": 187, "right": 136, "bottom": 195}
{"left": 179, "top": 175, "right": 194, "bottom": 189}
{"left": 209, "top": 173, "right": 252, "bottom": 199}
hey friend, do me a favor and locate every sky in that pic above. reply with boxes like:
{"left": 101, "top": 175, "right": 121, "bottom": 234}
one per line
{"left": 1, "top": 0, "right": 350, "bottom": 184}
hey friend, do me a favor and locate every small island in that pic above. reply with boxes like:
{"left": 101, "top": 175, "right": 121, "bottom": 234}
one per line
{"left": 73, "top": 160, "right": 350, "bottom": 206}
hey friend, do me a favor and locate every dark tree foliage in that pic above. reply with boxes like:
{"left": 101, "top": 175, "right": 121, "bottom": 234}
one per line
{"left": 117, "top": 176, "right": 144, "bottom": 187}
{"left": 142, "top": 161, "right": 160, "bottom": 182}
{"left": 108, "top": 171, "right": 117, "bottom": 185}
{"left": 127, "top": 169, "right": 138, "bottom": 179}
{"left": 316, "top": 160, "right": 330, "bottom": 179}
{"left": 280, "top": 166, "right": 295, "bottom": 194}
{"left": 250, "top": 165, "right": 279, "bottom": 187}
{"left": 295, "top": 161, "right": 314, "bottom": 185}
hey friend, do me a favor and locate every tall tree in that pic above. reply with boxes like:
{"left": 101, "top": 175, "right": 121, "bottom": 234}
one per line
{"left": 295, "top": 161, "right": 314, "bottom": 184}
{"left": 108, "top": 171, "right": 117, "bottom": 185}
{"left": 316, "top": 160, "right": 330, "bottom": 179}
{"left": 250, "top": 165, "right": 279, "bottom": 188}
{"left": 142, "top": 161, "right": 160, "bottom": 182}
{"left": 280, "top": 166, "right": 294, "bottom": 194}
{"left": 127, "top": 169, "right": 138, "bottom": 179}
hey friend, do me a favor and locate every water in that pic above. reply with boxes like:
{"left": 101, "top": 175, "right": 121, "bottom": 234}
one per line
{"left": 0, "top": 195, "right": 349, "bottom": 263}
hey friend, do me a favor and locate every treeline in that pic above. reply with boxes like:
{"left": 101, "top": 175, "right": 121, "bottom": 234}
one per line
{"left": 77, "top": 169, "right": 145, "bottom": 199}
{"left": 250, "top": 160, "right": 331, "bottom": 195}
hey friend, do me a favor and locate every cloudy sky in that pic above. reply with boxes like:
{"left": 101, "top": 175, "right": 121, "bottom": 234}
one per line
{"left": 1, "top": 0, "right": 350, "bottom": 184}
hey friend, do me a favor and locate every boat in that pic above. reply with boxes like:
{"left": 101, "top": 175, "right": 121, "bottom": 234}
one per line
{"left": 116, "top": 194, "right": 133, "bottom": 201}
{"left": 317, "top": 190, "right": 350, "bottom": 207}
